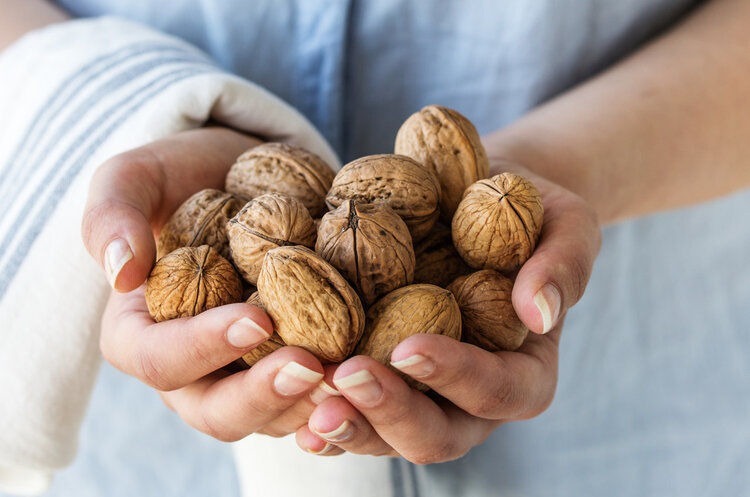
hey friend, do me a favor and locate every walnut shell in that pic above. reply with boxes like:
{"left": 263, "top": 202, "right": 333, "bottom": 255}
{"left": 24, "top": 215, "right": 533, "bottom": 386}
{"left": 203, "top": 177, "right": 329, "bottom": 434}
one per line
{"left": 448, "top": 270, "right": 528, "bottom": 351}
{"left": 145, "top": 245, "right": 243, "bottom": 322}
{"left": 452, "top": 173, "right": 543, "bottom": 272}
{"left": 236, "top": 292, "right": 286, "bottom": 368}
{"left": 257, "top": 246, "right": 365, "bottom": 363}
{"left": 355, "top": 284, "right": 461, "bottom": 390}
{"left": 413, "top": 224, "right": 471, "bottom": 288}
{"left": 157, "top": 189, "right": 242, "bottom": 260}
{"left": 225, "top": 143, "right": 335, "bottom": 216}
{"left": 395, "top": 105, "right": 489, "bottom": 223}
{"left": 227, "top": 193, "right": 316, "bottom": 285}
{"left": 326, "top": 154, "right": 440, "bottom": 242}
{"left": 316, "top": 200, "right": 415, "bottom": 306}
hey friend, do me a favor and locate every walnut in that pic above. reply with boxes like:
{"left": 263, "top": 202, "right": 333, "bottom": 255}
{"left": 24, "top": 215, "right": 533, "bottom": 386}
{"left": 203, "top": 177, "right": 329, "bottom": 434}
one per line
{"left": 448, "top": 270, "right": 528, "bottom": 351}
{"left": 355, "top": 284, "right": 461, "bottom": 390}
{"left": 225, "top": 143, "right": 335, "bottom": 216}
{"left": 326, "top": 154, "right": 440, "bottom": 242}
{"left": 452, "top": 172, "right": 543, "bottom": 272}
{"left": 395, "top": 105, "right": 489, "bottom": 222}
{"left": 235, "top": 292, "right": 286, "bottom": 368}
{"left": 145, "top": 245, "right": 243, "bottom": 322}
{"left": 257, "top": 246, "right": 365, "bottom": 363}
{"left": 227, "top": 193, "right": 316, "bottom": 285}
{"left": 413, "top": 224, "right": 471, "bottom": 288}
{"left": 316, "top": 200, "right": 415, "bottom": 306}
{"left": 157, "top": 189, "right": 242, "bottom": 260}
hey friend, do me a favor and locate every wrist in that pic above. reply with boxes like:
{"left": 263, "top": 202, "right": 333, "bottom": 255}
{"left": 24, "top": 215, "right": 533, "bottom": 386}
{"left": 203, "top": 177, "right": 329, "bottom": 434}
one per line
{"left": 483, "top": 124, "right": 617, "bottom": 226}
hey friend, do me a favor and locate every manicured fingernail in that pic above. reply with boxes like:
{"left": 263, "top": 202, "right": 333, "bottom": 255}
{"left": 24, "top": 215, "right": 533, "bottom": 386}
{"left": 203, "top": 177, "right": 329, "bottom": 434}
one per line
{"left": 391, "top": 354, "right": 434, "bottom": 378}
{"left": 104, "top": 238, "right": 133, "bottom": 288}
{"left": 309, "top": 381, "right": 341, "bottom": 405}
{"left": 333, "top": 370, "right": 382, "bottom": 406}
{"left": 226, "top": 317, "right": 270, "bottom": 348}
{"left": 313, "top": 420, "right": 353, "bottom": 443}
{"left": 534, "top": 283, "right": 561, "bottom": 334}
{"left": 307, "top": 442, "right": 336, "bottom": 455}
{"left": 274, "top": 362, "right": 324, "bottom": 396}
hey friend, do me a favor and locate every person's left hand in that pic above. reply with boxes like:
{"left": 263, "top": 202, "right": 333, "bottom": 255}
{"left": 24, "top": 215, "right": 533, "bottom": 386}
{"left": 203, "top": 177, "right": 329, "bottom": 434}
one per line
{"left": 294, "top": 164, "right": 600, "bottom": 460}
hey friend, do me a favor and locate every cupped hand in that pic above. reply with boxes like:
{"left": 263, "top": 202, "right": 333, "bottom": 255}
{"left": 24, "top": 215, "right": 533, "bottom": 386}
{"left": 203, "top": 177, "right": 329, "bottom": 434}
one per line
{"left": 82, "top": 127, "right": 324, "bottom": 440}
{"left": 295, "top": 162, "right": 601, "bottom": 461}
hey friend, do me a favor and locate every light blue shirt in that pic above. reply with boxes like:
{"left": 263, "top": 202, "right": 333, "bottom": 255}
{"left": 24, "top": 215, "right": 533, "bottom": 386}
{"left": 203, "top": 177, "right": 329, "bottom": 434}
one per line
{"left": 41, "top": 1, "right": 750, "bottom": 496}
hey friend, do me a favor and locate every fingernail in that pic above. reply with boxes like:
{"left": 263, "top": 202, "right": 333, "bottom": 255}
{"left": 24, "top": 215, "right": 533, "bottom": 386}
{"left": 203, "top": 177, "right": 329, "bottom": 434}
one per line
{"left": 274, "top": 361, "right": 324, "bottom": 396}
{"left": 313, "top": 420, "right": 353, "bottom": 443}
{"left": 391, "top": 354, "right": 434, "bottom": 378}
{"left": 333, "top": 370, "right": 382, "bottom": 406}
{"left": 226, "top": 317, "right": 270, "bottom": 348}
{"left": 104, "top": 238, "right": 133, "bottom": 288}
{"left": 534, "top": 284, "right": 561, "bottom": 334}
{"left": 309, "top": 381, "right": 341, "bottom": 405}
{"left": 307, "top": 442, "right": 336, "bottom": 455}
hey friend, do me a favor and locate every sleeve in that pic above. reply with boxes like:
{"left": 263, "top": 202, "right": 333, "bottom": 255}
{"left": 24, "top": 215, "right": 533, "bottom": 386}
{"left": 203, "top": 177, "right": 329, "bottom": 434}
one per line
{"left": 0, "top": 16, "right": 339, "bottom": 496}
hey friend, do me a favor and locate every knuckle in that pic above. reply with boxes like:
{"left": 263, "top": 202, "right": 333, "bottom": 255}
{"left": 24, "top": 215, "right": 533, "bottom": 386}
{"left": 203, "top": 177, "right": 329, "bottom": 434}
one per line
{"left": 183, "top": 331, "right": 219, "bottom": 373}
{"left": 406, "top": 440, "right": 459, "bottom": 465}
{"left": 81, "top": 198, "right": 119, "bottom": 250}
{"left": 135, "top": 349, "right": 176, "bottom": 391}
{"left": 385, "top": 401, "right": 414, "bottom": 427}
{"left": 482, "top": 379, "right": 523, "bottom": 419}
{"left": 469, "top": 394, "right": 504, "bottom": 419}
{"left": 199, "top": 411, "right": 242, "bottom": 442}
{"left": 567, "top": 253, "right": 590, "bottom": 304}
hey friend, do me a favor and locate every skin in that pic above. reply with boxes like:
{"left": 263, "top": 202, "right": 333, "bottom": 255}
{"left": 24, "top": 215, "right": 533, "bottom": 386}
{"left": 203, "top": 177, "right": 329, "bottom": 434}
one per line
{"left": 5, "top": 0, "right": 750, "bottom": 463}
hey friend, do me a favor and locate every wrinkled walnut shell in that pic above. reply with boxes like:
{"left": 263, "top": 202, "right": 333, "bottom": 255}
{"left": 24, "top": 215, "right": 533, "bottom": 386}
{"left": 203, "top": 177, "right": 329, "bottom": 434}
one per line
{"left": 225, "top": 142, "right": 335, "bottom": 216}
{"left": 448, "top": 270, "right": 528, "bottom": 351}
{"left": 326, "top": 154, "right": 440, "bottom": 242}
{"left": 452, "top": 173, "right": 543, "bottom": 272}
{"left": 355, "top": 284, "right": 461, "bottom": 390}
{"left": 413, "top": 224, "right": 471, "bottom": 288}
{"left": 227, "top": 193, "right": 316, "bottom": 285}
{"left": 145, "top": 245, "right": 243, "bottom": 322}
{"left": 316, "top": 200, "right": 415, "bottom": 306}
{"left": 395, "top": 105, "right": 489, "bottom": 222}
{"left": 157, "top": 189, "right": 242, "bottom": 260}
{"left": 257, "top": 246, "right": 365, "bottom": 363}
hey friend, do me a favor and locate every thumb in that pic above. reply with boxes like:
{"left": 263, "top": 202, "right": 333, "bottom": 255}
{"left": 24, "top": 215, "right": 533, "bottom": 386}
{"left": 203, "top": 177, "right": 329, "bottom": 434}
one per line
{"left": 81, "top": 128, "right": 262, "bottom": 292}
{"left": 81, "top": 150, "right": 162, "bottom": 292}
{"left": 512, "top": 189, "right": 601, "bottom": 334}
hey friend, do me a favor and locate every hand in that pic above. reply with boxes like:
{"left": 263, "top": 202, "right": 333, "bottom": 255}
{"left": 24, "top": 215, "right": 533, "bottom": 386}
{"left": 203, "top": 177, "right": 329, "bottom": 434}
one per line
{"left": 82, "top": 127, "right": 325, "bottom": 440}
{"left": 294, "top": 164, "right": 601, "bottom": 461}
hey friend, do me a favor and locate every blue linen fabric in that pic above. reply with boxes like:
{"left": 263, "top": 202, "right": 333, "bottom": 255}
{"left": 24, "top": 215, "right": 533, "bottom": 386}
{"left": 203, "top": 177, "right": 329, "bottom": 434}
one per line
{"left": 21, "top": 0, "right": 749, "bottom": 496}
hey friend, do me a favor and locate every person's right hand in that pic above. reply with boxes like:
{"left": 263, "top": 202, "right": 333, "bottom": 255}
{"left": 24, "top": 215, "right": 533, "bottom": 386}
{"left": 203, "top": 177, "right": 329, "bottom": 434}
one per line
{"left": 82, "top": 127, "right": 327, "bottom": 441}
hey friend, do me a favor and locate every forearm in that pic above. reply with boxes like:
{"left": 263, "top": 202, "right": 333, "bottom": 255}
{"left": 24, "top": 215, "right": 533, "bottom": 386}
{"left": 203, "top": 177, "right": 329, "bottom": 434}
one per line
{"left": 485, "top": 0, "right": 750, "bottom": 225}
{"left": 0, "top": 0, "right": 68, "bottom": 51}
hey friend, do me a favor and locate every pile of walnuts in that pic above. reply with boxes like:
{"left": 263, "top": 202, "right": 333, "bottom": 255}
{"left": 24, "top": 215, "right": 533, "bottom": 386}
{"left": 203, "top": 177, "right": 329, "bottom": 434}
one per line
{"left": 145, "top": 105, "right": 543, "bottom": 381}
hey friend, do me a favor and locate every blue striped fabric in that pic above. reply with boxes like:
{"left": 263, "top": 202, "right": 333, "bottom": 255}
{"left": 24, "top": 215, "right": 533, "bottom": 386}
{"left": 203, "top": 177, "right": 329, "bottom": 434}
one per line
{"left": 0, "top": 42, "right": 207, "bottom": 202}
{"left": 0, "top": 45, "right": 219, "bottom": 300}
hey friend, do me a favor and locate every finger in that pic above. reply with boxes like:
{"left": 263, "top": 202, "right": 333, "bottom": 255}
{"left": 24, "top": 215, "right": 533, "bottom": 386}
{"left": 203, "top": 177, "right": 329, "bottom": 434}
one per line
{"left": 81, "top": 128, "right": 260, "bottom": 291}
{"left": 304, "top": 396, "right": 396, "bottom": 457}
{"left": 82, "top": 150, "right": 160, "bottom": 291}
{"left": 390, "top": 333, "right": 559, "bottom": 420}
{"left": 257, "top": 395, "right": 316, "bottom": 438}
{"left": 101, "top": 289, "right": 273, "bottom": 391}
{"left": 331, "top": 356, "right": 488, "bottom": 465}
{"left": 512, "top": 178, "right": 601, "bottom": 334}
{"left": 295, "top": 427, "right": 346, "bottom": 456}
{"left": 309, "top": 365, "right": 343, "bottom": 405}
{"left": 164, "top": 347, "right": 324, "bottom": 442}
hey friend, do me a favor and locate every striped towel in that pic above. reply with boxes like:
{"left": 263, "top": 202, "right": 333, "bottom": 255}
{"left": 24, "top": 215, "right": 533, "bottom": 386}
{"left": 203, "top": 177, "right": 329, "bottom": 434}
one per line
{"left": 0, "top": 16, "right": 337, "bottom": 495}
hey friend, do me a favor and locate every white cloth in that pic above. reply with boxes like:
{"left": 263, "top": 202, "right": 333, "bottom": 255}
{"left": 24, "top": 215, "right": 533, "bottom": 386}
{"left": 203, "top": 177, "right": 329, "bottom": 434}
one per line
{"left": 0, "top": 17, "right": 338, "bottom": 495}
